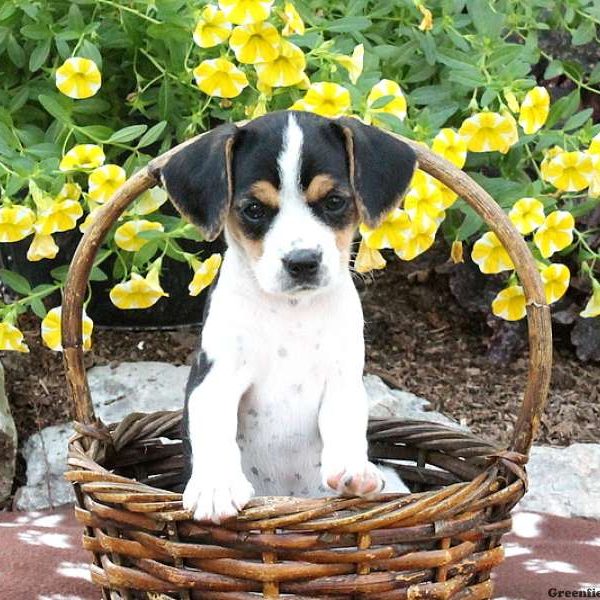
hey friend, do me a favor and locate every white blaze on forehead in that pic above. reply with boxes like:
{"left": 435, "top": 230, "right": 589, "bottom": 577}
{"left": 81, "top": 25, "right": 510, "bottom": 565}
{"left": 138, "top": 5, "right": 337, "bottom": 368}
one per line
{"left": 277, "top": 114, "right": 304, "bottom": 203}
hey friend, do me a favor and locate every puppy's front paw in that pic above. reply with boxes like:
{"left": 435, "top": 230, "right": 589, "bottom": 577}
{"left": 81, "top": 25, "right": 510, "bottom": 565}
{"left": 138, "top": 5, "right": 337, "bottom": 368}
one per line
{"left": 323, "top": 461, "right": 385, "bottom": 498}
{"left": 183, "top": 470, "right": 254, "bottom": 523}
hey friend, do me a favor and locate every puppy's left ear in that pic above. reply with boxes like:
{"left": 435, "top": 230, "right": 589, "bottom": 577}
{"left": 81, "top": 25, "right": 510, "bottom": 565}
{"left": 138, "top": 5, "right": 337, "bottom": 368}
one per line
{"left": 334, "top": 118, "right": 417, "bottom": 228}
{"left": 156, "top": 123, "right": 240, "bottom": 241}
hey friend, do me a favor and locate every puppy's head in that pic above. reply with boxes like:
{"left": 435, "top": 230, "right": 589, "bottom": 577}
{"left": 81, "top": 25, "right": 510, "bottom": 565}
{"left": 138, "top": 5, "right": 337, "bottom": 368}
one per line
{"left": 160, "top": 111, "right": 416, "bottom": 297}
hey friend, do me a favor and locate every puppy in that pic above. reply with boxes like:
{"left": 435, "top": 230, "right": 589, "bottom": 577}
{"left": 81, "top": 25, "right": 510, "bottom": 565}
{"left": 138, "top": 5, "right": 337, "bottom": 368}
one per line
{"left": 160, "top": 111, "right": 416, "bottom": 523}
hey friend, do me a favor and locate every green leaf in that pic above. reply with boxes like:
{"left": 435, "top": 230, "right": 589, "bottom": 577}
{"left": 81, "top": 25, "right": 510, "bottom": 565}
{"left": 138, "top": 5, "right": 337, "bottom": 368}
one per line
{"left": 30, "top": 297, "right": 47, "bottom": 319}
{"left": 571, "top": 20, "right": 595, "bottom": 46}
{"left": 564, "top": 108, "right": 594, "bottom": 132}
{"left": 29, "top": 39, "right": 51, "bottom": 72}
{"left": 38, "top": 94, "right": 72, "bottom": 123}
{"left": 0, "top": 269, "right": 32, "bottom": 295}
{"left": 544, "top": 60, "right": 564, "bottom": 79}
{"left": 137, "top": 121, "right": 167, "bottom": 148}
{"left": 79, "top": 40, "right": 102, "bottom": 68}
{"left": 7, "top": 34, "right": 26, "bottom": 68}
{"left": 419, "top": 32, "right": 437, "bottom": 66}
{"left": 107, "top": 125, "right": 148, "bottom": 144}
{"left": 50, "top": 265, "right": 69, "bottom": 283}
{"left": 589, "top": 62, "right": 600, "bottom": 85}
{"left": 369, "top": 95, "right": 395, "bottom": 110}
{"left": 90, "top": 266, "right": 108, "bottom": 282}
{"left": 326, "top": 16, "right": 372, "bottom": 32}
{"left": 545, "top": 89, "right": 580, "bottom": 128}
{"left": 467, "top": 0, "right": 505, "bottom": 38}
{"left": 456, "top": 206, "right": 484, "bottom": 241}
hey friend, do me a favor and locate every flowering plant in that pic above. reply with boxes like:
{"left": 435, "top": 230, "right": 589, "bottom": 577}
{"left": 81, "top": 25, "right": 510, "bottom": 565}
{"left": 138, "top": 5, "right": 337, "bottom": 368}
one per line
{"left": 0, "top": 0, "right": 599, "bottom": 353}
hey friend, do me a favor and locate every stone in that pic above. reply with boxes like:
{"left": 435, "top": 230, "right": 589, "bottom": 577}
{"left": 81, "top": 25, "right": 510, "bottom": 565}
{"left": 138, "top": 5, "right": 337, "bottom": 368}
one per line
{"left": 14, "top": 423, "right": 74, "bottom": 511}
{"left": 15, "top": 362, "right": 190, "bottom": 511}
{"left": 0, "top": 361, "right": 17, "bottom": 503}
{"left": 365, "top": 374, "right": 467, "bottom": 429}
{"left": 87, "top": 361, "right": 190, "bottom": 423}
{"left": 519, "top": 444, "right": 600, "bottom": 520}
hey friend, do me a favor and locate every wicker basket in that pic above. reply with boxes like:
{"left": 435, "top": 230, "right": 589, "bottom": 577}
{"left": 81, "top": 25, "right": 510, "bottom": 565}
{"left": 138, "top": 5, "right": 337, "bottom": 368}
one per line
{"left": 62, "top": 128, "right": 552, "bottom": 600}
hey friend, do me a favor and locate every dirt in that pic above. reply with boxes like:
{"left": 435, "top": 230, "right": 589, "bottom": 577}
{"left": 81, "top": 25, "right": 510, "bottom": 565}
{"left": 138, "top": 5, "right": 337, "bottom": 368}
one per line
{"left": 2, "top": 254, "right": 599, "bottom": 493}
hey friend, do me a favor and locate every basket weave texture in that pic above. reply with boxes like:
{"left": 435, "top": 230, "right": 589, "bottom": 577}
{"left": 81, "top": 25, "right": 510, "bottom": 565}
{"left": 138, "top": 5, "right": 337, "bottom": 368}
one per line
{"left": 62, "top": 128, "right": 552, "bottom": 600}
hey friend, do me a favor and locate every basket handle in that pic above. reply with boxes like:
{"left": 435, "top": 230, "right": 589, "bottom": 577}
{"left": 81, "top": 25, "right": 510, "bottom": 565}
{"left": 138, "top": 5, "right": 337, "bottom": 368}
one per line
{"left": 61, "top": 127, "right": 552, "bottom": 458}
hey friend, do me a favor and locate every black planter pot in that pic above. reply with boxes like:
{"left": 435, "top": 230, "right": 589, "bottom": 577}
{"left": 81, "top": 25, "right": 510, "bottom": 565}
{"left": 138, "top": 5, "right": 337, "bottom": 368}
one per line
{"left": 0, "top": 228, "right": 224, "bottom": 329}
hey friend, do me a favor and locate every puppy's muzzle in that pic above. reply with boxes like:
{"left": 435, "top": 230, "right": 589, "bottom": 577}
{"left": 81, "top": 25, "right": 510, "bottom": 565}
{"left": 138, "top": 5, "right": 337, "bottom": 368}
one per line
{"left": 282, "top": 248, "right": 322, "bottom": 284}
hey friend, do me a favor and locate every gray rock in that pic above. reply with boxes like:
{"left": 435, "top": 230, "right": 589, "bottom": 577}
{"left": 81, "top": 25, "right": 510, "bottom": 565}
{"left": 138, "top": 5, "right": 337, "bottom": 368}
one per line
{"left": 0, "top": 361, "right": 17, "bottom": 503}
{"left": 519, "top": 444, "right": 600, "bottom": 519}
{"left": 88, "top": 361, "right": 190, "bottom": 423}
{"left": 16, "top": 362, "right": 190, "bottom": 511}
{"left": 365, "top": 374, "right": 466, "bottom": 429}
{"left": 14, "top": 423, "right": 74, "bottom": 511}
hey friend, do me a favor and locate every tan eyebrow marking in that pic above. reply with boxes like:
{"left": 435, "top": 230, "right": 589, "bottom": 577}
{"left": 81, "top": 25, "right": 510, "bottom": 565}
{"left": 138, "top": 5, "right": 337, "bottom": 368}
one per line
{"left": 305, "top": 174, "right": 337, "bottom": 204}
{"left": 249, "top": 180, "right": 280, "bottom": 209}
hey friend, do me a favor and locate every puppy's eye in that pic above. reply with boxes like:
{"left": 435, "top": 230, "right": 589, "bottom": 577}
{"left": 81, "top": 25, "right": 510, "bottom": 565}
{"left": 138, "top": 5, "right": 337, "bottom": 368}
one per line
{"left": 322, "top": 195, "right": 348, "bottom": 214}
{"left": 242, "top": 200, "right": 267, "bottom": 222}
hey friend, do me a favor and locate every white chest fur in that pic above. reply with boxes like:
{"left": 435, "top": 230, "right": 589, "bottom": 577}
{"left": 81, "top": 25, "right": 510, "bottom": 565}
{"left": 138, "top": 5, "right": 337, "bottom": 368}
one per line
{"left": 200, "top": 244, "right": 365, "bottom": 497}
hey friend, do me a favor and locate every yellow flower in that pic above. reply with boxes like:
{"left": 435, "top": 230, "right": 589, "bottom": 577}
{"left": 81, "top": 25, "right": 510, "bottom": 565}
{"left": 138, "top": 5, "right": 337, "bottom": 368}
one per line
{"left": 79, "top": 207, "right": 101, "bottom": 233}
{"left": 334, "top": 44, "right": 364, "bottom": 85}
{"left": 504, "top": 89, "right": 520, "bottom": 113}
{"left": 0, "top": 322, "right": 28, "bottom": 353}
{"left": 354, "top": 239, "right": 386, "bottom": 273}
{"left": 533, "top": 210, "right": 575, "bottom": 258}
{"left": 189, "top": 254, "right": 223, "bottom": 296}
{"left": 540, "top": 146, "right": 563, "bottom": 180}
{"left": 255, "top": 40, "right": 306, "bottom": 88}
{"left": 229, "top": 21, "right": 280, "bottom": 64}
{"left": 41, "top": 306, "right": 93, "bottom": 352}
{"left": 587, "top": 134, "right": 600, "bottom": 197}
{"left": 518, "top": 86, "right": 550, "bottom": 135}
{"left": 492, "top": 285, "right": 526, "bottom": 321}
{"left": 55, "top": 57, "right": 101, "bottom": 99}
{"left": 0, "top": 206, "right": 35, "bottom": 242}
{"left": 395, "top": 215, "right": 437, "bottom": 261}
{"left": 110, "top": 271, "right": 168, "bottom": 310}
{"left": 218, "top": 0, "right": 273, "bottom": 25}
{"left": 59, "top": 144, "right": 105, "bottom": 172}
{"left": 508, "top": 197, "right": 545, "bottom": 235}
{"left": 27, "top": 233, "right": 59, "bottom": 261}
{"left": 541, "top": 150, "right": 593, "bottom": 192}
{"left": 580, "top": 280, "right": 600, "bottom": 318}
{"left": 365, "top": 79, "right": 407, "bottom": 126}
{"left": 298, "top": 82, "right": 351, "bottom": 118}
{"left": 88, "top": 164, "right": 127, "bottom": 204}
{"left": 282, "top": 2, "right": 305, "bottom": 36}
{"left": 193, "top": 57, "right": 249, "bottom": 98}
{"left": 458, "top": 111, "right": 518, "bottom": 154}
{"left": 403, "top": 170, "right": 445, "bottom": 223}
{"left": 418, "top": 5, "right": 433, "bottom": 31}
{"left": 471, "top": 231, "right": 514, "bottom": 274}
{"left": 114, "top": 219, "right": 164, "bottom": 252}
{"left": 541, "top": 263, "right": 570, "bottom": 304}
{"left": 431, "top": 128, "right": 467, "bottom": 169}
{"left": 193, "top": 5, "right": 232, "bottom": 48}
{"left": 131, "top": 187, "right": 168, "bottom": 216}
{"left": 57, "top": 183, "right": 82, "bottom": 202}
{"left": 450, "top": 240, "right": 464, "bottom": 264}
{"left": 35, "top": 200, "right": 83, "bottom": 235}
{"left": 359, "top": 208, "right": 411, "bottom": 250}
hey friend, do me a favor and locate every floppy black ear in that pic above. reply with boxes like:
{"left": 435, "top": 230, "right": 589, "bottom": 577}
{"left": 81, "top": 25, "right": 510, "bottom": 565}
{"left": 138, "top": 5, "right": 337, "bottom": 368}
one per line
{"left": 158, "top": 123, "right": 239, "bottom": 241}
{"left": 334, "top": 118, "right": 417, "bottom": 228}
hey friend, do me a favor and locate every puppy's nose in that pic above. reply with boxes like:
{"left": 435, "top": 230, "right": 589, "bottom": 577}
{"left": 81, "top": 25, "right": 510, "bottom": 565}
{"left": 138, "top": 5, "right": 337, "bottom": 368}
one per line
{"left": 282, "top": 249, "right": 322, "bottom": 281}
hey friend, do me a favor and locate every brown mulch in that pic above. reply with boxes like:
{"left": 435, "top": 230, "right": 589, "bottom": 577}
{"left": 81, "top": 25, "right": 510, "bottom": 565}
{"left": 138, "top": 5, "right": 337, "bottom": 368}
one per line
{"left": 2, "top": 257, "right": 599, "bottom": 490}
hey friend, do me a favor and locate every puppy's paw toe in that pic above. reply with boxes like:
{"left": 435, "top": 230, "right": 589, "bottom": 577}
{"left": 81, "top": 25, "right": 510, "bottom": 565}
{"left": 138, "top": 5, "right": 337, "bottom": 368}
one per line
{"left": 183, "top": 472, "right": 254, "bottom": 523}
{"left": 324, "top": 461, "right": 385, "bottom": 498}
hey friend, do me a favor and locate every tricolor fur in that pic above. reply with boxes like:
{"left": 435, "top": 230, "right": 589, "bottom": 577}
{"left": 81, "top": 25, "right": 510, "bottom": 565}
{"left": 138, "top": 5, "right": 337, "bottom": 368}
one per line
{"left": 160, "top": 111, "right": 417, "bottom": 522}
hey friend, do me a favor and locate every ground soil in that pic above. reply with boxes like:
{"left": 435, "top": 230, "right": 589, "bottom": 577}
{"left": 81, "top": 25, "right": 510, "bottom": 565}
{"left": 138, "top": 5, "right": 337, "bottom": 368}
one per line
{"left": 2, "top": 254, "right": 599, "bottom": 497}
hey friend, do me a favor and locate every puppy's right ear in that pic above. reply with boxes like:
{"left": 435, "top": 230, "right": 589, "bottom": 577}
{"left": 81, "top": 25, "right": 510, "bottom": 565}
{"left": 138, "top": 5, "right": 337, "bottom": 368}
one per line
{"left": 157, "top": 123, "right": 239, "bottom": 241}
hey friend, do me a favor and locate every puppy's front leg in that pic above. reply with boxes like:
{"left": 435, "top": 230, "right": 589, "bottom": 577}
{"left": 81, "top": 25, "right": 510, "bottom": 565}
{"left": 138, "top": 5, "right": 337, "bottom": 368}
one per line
{"left": 183, "top": 358, "right": 254, "bottom": 523}
{"left": 319, "top": 373, "right": 385, "bottom": 498}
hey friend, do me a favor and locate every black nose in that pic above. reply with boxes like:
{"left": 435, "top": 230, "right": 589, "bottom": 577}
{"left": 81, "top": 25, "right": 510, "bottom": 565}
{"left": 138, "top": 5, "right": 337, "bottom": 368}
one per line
{"left": 282, "top": 249, "right": 322, "bottom": 281}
